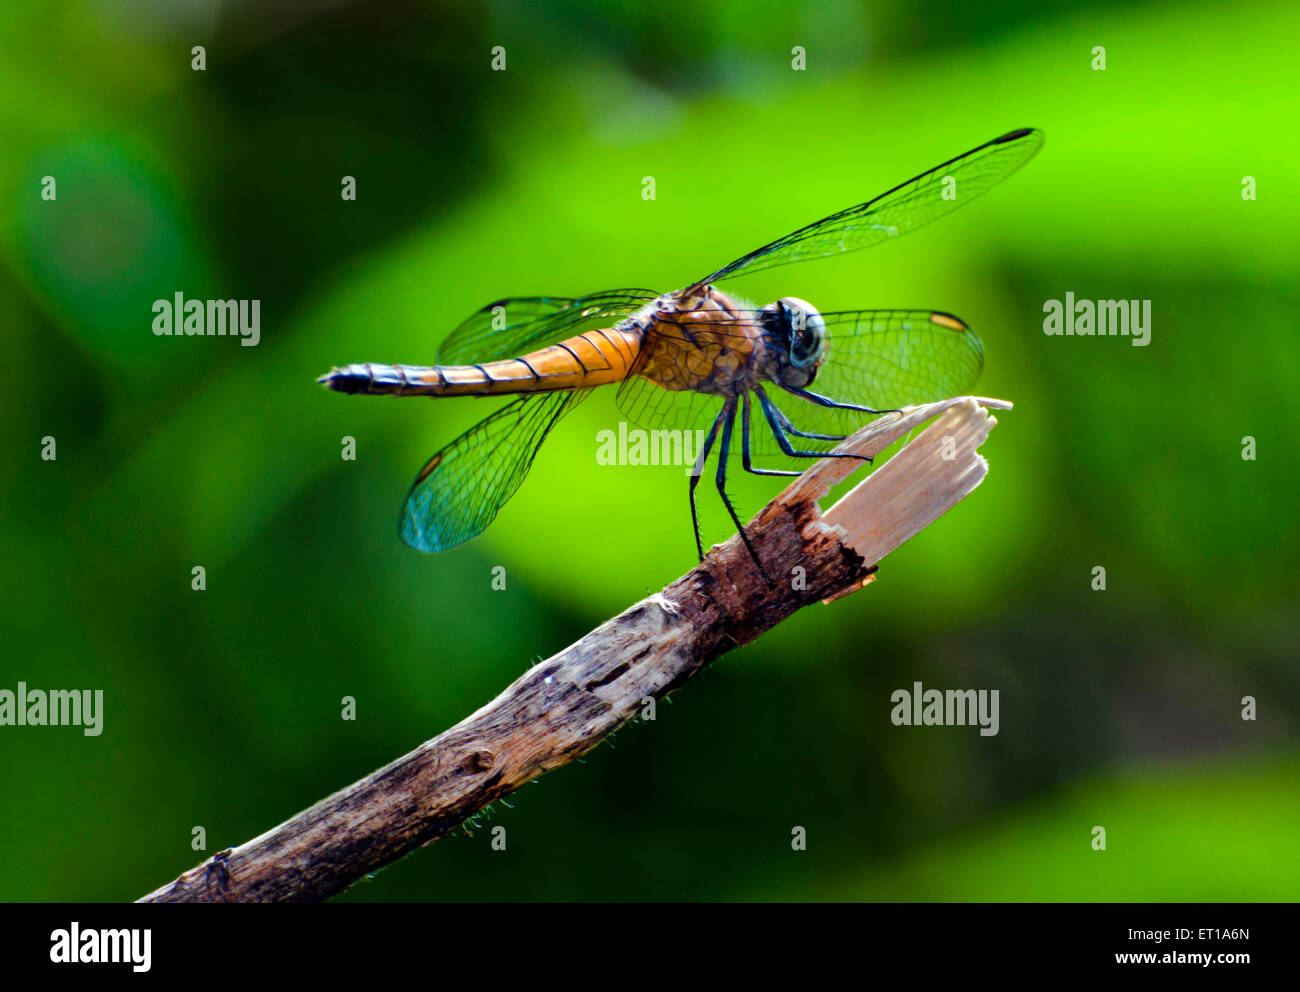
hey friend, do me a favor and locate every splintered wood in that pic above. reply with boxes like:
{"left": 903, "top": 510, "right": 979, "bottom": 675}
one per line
{"left": 139, "top": 395, "right": 1009, "bottom": 903}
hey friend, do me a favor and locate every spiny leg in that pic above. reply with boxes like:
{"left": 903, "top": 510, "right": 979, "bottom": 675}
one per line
{"left": 757, "top": 389, "right": 873, "bottom": 464}
{"left": 781, "top": 383, "right": 897, "bottom": 416}
{"left": 741, "top": 392, "right": 802, "bottom": 477}
{"left": 771, "top": 407, "right": 848, "bottom": 442}
{"left": 755, "top": 385, "right": 848, "bottom": 442}
{"left": 716, "top": 396, "right": 772, "bottom": 584}
{"left": 688, "top": 404, "right": 726, "bottom": 562}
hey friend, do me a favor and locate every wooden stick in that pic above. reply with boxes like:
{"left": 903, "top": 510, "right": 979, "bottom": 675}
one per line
{"left": 138, "top": 395, "right": 1011, "bottom": 903}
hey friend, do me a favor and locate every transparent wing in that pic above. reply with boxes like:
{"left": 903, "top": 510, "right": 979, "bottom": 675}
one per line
{"left": 782, "top": 308, "right": 984, "bottom": 437}
{"left": 617, "top": 374, "right": 725, "bottom": 437}
{"left": 614, "top": 308, "right": 982, "bottom": 465}
{"left": 612, "top": 320, "right": 825, "bottom": 467}
{"left": 437, "top": 289, "right": 657, "bottom": 364}
{"left": 614, "top": 373, "right": 838, "bottom": 470}
{"left": 400, "top": 390, "right": 589, "bottom": 551}
{"left": 701, "top": 128, "right": 1043, "bottom": 284}
{"left": 613, "top": 312, "right": 746, "bottom": 457}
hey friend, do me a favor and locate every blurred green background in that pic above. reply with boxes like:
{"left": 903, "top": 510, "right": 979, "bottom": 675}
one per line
{"left": 1, "top": 0, "right": 1296, "bottom": 902}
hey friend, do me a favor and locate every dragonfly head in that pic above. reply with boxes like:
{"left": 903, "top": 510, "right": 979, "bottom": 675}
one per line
{"left": 762, "top": 297, "right": 826, "bottom": 387}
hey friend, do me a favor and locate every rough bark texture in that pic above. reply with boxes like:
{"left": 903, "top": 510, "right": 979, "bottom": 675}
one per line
{"left": 138, "top": 396, "right": 1009, "bottom": 903}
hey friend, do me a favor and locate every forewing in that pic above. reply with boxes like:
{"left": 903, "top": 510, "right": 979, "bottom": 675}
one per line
{"left": 701, "top": 127, "right": 1043, "bottom": 284}
{"left": 400, "top": 390, "right": 590, "bottom": 551}
{"left": 733, "top": 307, "right": 982, "bottom": 467}
{"left": 616, "top": 308, "right": 983, "bottom": 467}
{"left": 775, "top": 309, "right": 984, "bottom": 440}
{"left": 437, "top": 289, "right": 657, "bottom": 364}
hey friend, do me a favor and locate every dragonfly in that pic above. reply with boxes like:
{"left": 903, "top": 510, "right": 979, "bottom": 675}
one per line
{"left": 319, "top": 127, "right": 1043, "bottom": 579}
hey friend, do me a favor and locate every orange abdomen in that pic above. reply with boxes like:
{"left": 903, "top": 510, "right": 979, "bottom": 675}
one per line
{"left": 320, "top": 327, "right": 643, "bottom": 397}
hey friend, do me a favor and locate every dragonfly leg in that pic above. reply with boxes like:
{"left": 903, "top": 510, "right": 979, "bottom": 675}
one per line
{"left": 741, "top": 392, "right": 802, "bottom": 477}
{"left": 755, "top": 384, "right": 851, "bottom": 441}
{"left": 757, "top": 390, "right": 872, "bottom": 463}
{"left": 688, "top": 404, "right": 726, "bottom": 562}
{"left": 781, "top": 384, "right": 897, "bottom": 417}
{"left": 716, "top": 397, "right": 772, "bottom": 584}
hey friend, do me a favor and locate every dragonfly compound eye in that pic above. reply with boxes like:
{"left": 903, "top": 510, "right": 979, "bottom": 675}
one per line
{"left": 779, "top": 297, "right": 826, "bottom": 369}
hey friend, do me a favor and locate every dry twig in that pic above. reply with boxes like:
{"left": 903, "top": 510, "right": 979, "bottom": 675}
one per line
{"left": 138, "top": 395, "right": 1010, "bottom": 903}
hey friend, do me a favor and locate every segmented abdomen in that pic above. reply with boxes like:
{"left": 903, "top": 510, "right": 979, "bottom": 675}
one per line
{"left": 320, "top": 327, "right": 643, "bottom": 396}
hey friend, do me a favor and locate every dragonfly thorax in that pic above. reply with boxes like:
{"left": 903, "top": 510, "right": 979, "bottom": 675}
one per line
{"left": 760, "top": 297, "right": 825, "bottom": 388}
